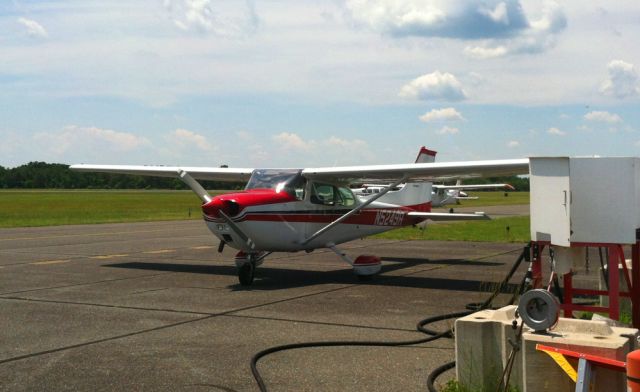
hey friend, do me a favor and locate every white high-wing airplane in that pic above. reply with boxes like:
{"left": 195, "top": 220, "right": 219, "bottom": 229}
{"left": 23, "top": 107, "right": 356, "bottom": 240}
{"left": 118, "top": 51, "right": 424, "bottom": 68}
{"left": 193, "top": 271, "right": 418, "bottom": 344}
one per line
{"left": 70, "top": 147, "right": 528, "bottom": 285}
{"left": 431, "top": 181, "right": 515, "bottom": 207}
{"left": 354, "top": 148, "right": 516, "bottom": 207}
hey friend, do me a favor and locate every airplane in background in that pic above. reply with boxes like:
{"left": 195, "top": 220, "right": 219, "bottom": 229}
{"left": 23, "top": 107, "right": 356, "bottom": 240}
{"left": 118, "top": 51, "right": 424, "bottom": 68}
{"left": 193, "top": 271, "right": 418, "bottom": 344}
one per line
{"left": 70, "top": 147, "right": 529, "bottom": 285}
{"left": 431, "top": 181, "right": 515, "bottom": 207}
{"left": 354, "top": 148, "right": 516, "bottom": 207}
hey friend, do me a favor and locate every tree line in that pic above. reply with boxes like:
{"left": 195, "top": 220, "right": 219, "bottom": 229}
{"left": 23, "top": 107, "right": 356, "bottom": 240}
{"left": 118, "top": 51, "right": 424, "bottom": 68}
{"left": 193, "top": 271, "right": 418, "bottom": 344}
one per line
{"left": 0, "top": 161, "right": 529, "bottom": 191}
{"left": 0, "top": 162, "right": 241, "bottom": 190}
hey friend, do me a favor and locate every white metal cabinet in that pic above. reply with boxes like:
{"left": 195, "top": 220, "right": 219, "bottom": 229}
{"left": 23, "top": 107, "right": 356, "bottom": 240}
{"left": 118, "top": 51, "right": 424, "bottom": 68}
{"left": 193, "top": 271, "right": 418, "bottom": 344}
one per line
{"left": 530, "top": 157, "right": 640, "bottom": 245}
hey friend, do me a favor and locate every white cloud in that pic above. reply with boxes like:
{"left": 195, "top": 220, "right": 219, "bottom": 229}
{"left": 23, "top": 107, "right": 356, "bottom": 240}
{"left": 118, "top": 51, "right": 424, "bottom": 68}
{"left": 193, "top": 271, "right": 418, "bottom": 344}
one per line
{"left": 166, "top": 128, "right": 215, "bottom": 151}
{"left": 463, "top": 45, "right": 507, "bottom": 59}
{"left": 273, "top": 132, "right": 313, "bottom": 151}
{"left": 479, "top": 2, "right": 509, "bottom": 25}
{"left": 266, "top": 134, "right": 373, "bottom": 166}
{"left": 399, "top": 71, "right": 467, "bottom": 101}
{"left": 547, "top": 127, "right": 566, "bottom": 136}
{"left": 507, "top": 140, "right": 520, "bottom": 148}
{"left": 34, "top": 126, "right": 150, "bottom": 156}
{"left": 346, "top": 0, "right": 566, "bottom": 58}
{"left": 345, "top": 0, "right": 528, "bottom": 39}
{"left": 17, "top": 17, "right": 48, "bottom": 39}
{"left": 324, "top": 136, "right": 367, "bottom": 149}
{"left": 600, "top": 60, "right": 640, "bottom": 99}
{"left": 419, "top": 107, "right": 465, "bottom": 122}
{"left": 436, "top": 126, "right": 459, "bottom": 135}
{"left": 584, "top": 111, "right": 622, "bottom": 124}
{"left": 464, "top": 1, "right": 567, "bottom": 59}
{"left": 164, "top": 0, "right": 259, "bottom": 37}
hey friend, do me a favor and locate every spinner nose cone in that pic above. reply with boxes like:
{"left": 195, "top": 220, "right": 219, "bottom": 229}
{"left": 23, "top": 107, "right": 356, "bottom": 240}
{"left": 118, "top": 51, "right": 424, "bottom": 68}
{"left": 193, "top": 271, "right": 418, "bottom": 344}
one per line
{"left": 202, "top": 196, "right": 240, "bottom": 218}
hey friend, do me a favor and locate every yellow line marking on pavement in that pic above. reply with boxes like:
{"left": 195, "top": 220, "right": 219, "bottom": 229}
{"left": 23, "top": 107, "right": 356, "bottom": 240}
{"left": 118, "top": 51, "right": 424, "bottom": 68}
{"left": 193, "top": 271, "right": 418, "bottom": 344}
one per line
{"left": 32, "top": 259, "right": 71, "bottom": 265}
{"left": 90, "top": 254, "right": 129, "bottom": 260}
{"left": 0, "top": 228, "right": 185, "bottom": 242}
{"left": 191, "top": 246, "right": 214, "bottom": 250}
{"left": 143, "top": 249, "right": 175, "bottom": 254}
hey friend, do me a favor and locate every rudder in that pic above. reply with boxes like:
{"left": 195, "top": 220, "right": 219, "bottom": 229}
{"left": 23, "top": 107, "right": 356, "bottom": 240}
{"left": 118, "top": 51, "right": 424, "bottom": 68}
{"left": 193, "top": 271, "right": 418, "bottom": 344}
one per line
{"left": 415, "top": 147, "right": 437, "bottom": 163}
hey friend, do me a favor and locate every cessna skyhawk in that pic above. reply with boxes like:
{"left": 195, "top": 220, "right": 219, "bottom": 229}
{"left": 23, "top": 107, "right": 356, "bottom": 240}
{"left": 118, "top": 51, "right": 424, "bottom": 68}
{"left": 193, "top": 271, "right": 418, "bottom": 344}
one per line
{"left": 70, "top": 147, "right": 528, "bottom": 285}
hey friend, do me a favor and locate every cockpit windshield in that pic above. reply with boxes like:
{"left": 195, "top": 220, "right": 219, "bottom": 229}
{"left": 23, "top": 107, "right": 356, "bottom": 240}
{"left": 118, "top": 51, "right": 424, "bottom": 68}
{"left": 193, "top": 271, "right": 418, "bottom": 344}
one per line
{"left": 245, "top": 169, "right": 306, "bottom": 200}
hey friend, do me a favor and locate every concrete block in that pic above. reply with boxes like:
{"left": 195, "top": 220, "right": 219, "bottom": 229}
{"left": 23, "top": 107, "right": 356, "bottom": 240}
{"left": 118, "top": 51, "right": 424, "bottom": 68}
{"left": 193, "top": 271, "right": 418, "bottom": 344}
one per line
{"left": 456, "top": 305, "right": 638, "bottom": 392}
{"left": 455, "top": 306, "right": 521, "bottom": 391}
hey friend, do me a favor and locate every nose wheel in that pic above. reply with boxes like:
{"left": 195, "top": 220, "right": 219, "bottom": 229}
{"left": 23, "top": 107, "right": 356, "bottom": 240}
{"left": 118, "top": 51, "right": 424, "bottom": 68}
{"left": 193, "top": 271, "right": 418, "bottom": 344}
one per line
{"left": 238, "top": 262, "right": 255, "bottom": 286}
{"left": 235, "top": 251, "right": 269, "bottom": 286}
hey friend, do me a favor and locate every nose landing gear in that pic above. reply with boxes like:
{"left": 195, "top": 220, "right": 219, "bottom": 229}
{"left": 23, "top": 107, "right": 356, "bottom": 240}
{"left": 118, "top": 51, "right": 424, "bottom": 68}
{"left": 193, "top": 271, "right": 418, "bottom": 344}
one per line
{"left": 235, "top": 251, "right": 269, "bottom": 286}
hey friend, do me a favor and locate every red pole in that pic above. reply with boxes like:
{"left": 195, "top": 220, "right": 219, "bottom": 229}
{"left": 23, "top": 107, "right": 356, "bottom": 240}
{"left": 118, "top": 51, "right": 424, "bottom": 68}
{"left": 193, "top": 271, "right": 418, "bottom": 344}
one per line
{"left": 608, "top": 245, "right": 620, "bottom": 320}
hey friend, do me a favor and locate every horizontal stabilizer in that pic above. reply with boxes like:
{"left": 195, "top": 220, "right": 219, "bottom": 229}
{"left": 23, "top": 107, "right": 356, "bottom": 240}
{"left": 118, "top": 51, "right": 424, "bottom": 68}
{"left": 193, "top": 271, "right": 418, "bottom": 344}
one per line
{"left": 407, "top": 211, "right": 490, "bottom": 221}
{"left": 433, "top": 183, "right": 515, "bottom": 191}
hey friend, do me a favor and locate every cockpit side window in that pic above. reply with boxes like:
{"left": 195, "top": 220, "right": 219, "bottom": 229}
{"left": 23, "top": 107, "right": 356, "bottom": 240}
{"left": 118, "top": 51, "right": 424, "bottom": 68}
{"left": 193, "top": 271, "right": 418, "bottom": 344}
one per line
{"left": 310, "top": 183, "right": 334, "bottom": 205}
{"left": 310, "top": 183, "right": 356, "bottom": 207}
{"left": 337, "top": 187, "right": 355, "bottom": 206}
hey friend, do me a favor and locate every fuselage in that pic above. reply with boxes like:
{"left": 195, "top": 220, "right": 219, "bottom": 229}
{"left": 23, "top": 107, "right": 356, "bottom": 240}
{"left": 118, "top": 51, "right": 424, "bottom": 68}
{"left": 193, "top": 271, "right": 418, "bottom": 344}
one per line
{"left": 201, "top": 169, "right": 432, "bottom": 252}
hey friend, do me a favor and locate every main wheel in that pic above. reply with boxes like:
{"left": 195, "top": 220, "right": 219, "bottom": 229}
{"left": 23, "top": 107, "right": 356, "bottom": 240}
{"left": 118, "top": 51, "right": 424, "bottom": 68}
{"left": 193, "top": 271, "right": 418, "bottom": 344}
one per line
{"left": 238, "top": 262, "right": 255, "bottom": 286}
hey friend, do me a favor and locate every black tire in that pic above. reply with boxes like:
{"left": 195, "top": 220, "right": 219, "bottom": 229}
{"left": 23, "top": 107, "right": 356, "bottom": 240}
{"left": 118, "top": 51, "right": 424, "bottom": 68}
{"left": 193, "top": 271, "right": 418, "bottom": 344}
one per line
{"left": 238, "top": 263, "right": 255, "bottom": 286}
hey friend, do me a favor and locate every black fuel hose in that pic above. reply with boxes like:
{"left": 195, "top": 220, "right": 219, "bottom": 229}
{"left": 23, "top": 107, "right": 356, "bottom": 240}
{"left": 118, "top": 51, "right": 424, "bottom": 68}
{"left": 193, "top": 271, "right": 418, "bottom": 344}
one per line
{"left": 250, "top": 247, "right": 529, "bottom": 391}
{"left": 250, "top": 310, "right": 473, "bottom": 392}
{"left": 426, "top": 361, "right": 456, "bottom": 392}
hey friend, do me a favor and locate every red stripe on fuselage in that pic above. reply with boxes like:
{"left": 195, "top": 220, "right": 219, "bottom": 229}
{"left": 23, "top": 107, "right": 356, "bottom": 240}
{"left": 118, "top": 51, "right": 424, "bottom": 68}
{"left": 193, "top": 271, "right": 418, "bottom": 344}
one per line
{"left": 205, "top": 201, "right": 431, "bottom": 227}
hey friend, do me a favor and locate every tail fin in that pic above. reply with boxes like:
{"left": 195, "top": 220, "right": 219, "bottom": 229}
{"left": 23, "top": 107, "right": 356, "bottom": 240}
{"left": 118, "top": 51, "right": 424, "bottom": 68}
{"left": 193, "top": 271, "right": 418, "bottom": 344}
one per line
{"left": 415, "top": 147, "right": 437, "bottom": 163}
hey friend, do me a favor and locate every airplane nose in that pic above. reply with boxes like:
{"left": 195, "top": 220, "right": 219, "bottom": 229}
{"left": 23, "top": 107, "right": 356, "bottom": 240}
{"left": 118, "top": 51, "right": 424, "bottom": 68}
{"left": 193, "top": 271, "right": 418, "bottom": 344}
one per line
{"left": 202, "top": 197, "right": 240, "bottom": 218}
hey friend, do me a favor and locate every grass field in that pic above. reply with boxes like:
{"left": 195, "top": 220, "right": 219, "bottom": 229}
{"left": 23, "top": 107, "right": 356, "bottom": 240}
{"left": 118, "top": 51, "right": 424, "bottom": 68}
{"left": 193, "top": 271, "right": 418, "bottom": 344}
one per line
{"left": 382, "top": 190, "right": 531, "bottom": 242}
{"left": 374, "top": 216, "right": 530, "bottom": 243}
{"left": 0, "top": 190, "right": 531, "bottom": 242}
{"left": 0, "top": 190, "right": 209, "bottom": 228}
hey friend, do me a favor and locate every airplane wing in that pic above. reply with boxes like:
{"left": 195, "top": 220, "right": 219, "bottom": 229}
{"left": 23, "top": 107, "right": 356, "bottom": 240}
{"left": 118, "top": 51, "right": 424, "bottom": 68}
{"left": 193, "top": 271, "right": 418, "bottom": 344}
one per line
{"left": 407, "top": 211, "right": 490, "bottom": 221}
{"left": 302, "top": 159, "right": 529, "bottom": 184}
{"left": 69, "top": 164, "right": 254, "bottom": 182}
{"left": 433, "top": 183, "right": 516, "bottom": 191}
{"left": 70, "top": 158, "right": 529, "bottom": 185}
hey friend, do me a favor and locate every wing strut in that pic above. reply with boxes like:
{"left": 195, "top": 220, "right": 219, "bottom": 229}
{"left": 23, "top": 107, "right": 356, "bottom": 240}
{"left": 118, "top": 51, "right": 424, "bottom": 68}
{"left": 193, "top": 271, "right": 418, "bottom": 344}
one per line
{"left": 178, "top": 170, "right": 212, "bottom": 203}
{"left": 301, "top": 176, "right": 407, "bottom": 246}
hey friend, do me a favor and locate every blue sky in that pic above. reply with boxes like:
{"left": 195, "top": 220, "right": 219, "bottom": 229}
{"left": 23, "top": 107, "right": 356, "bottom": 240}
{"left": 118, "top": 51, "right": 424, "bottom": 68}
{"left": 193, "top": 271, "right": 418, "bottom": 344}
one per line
{"left": 1, "top": 0, "right": 639, "bottom": 168}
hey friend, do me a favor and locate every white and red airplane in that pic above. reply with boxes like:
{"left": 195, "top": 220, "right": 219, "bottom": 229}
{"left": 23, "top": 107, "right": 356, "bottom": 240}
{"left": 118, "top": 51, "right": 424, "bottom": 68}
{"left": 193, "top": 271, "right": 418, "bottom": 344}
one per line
{"left": 70, "top": 147, "right": 528, "bottom": 285}
{"left": 354, "top": 148, "right": 517, "bottom": 207}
